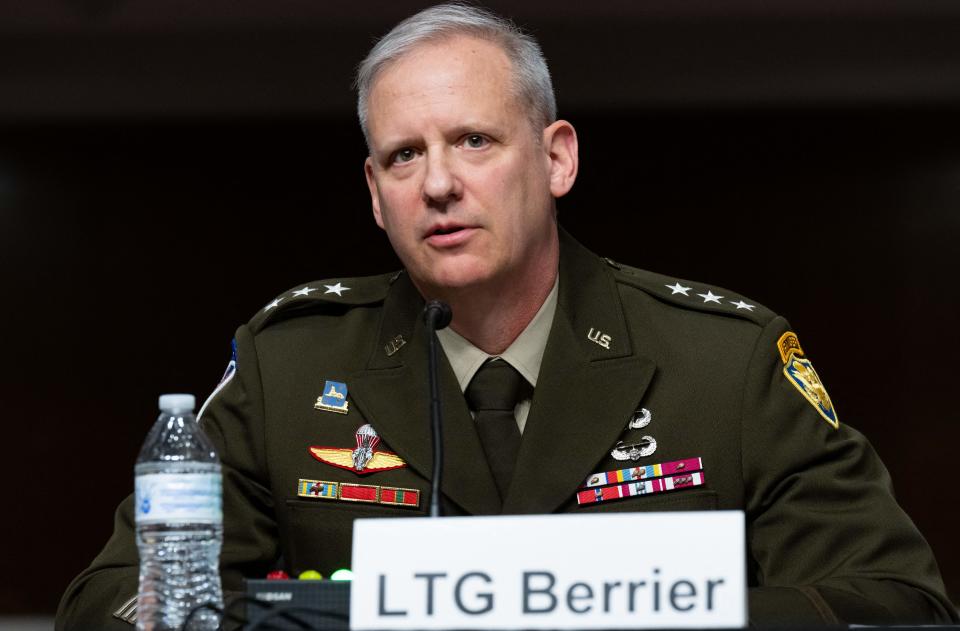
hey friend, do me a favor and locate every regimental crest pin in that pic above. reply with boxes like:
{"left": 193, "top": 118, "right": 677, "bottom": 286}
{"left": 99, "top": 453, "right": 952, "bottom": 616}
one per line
{"left": 309, "top": 423, "right": 408, "bottom": 474}
{"left": 314, "top": 380, "right": 349, "bottom": 414}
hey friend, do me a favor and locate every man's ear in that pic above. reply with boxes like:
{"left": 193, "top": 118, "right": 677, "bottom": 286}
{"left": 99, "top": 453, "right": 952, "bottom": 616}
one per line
{"left": 364, "top": 156, "right": 385, "bottom": 229}
{"left": 542, "top": 120, "right": 579, "bottom": 198}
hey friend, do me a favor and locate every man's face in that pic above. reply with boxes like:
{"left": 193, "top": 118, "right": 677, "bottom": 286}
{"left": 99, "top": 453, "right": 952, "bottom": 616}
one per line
{"left": 363, "top": 35, "right": 572, "bottom": 298}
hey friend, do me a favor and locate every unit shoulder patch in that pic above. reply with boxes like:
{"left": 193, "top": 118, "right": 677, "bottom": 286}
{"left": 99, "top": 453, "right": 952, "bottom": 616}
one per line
{"left": 604, "top": 257, "right": 775, "bottom": 326}
{"left": 248, "top": 271, "right": 396, "bottom": 333}
{"left": 776, "top": 331, "right": 839, "bottom": 429}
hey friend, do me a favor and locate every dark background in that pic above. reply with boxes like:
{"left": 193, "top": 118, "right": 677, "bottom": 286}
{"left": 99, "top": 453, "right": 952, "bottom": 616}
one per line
{"left": 2, "top": 0, "right": 959, "bottom": 615}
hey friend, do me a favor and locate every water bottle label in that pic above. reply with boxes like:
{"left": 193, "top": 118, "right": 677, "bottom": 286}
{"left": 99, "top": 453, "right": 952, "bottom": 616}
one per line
{"left": 135, "top": 473, "right": 222, "bottom": 524}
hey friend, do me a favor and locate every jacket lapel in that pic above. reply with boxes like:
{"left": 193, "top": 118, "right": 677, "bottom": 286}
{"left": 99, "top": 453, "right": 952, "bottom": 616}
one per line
{"left": 347, "top": 272, "right": 502, "bottom": 515}
{"left": 502, "top": 231, "right": 657, "bottom": 514}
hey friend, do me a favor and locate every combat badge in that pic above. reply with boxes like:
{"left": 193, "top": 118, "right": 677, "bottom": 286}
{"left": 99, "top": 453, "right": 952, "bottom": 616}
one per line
{"left": 783, "top": 354, "right": 839, "bottom": 429}
{"left": 309, "top": 424, "right": 408, "bottom": 474}
{"left": 315, "top": 380, "right": 349, "bottom": 414}
{"left": 628, "top": 407, "right": 652, "bottom": 429}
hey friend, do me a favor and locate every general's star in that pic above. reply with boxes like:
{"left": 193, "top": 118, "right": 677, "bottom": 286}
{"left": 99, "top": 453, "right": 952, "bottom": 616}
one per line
{"left": 324, "top": 283, "right": 350, "bottom": 297}
{"left": 730, "top": 300, "right": 756, "bottom": 311}
{"left": 697, "top": 291, "right": 723, "bottom": 304}
{"left": 292, "top": 286, "right": 317, "bottom": 297}
{"left": 264, "top": 298, "right": 283, "bottom": 311}
{"left": 665, "top": 282, "right": 692, "bottom": 296}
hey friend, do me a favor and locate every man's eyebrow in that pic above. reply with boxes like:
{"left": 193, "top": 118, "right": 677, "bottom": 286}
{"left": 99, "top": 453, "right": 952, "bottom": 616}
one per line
{"left": 446, "top": 123, "right": 505, "bottom": 139}
{"left": 376, "top": 136, "right": 420, "bottom": 154}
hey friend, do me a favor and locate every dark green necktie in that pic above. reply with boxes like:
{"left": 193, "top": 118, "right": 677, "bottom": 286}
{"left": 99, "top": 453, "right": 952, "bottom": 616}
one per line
{"left": 465, "top": 359, "right": 532, "bottom": 503}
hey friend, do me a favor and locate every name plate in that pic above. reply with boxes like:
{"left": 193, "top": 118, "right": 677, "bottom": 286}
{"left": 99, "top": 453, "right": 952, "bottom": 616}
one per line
{"left": 350, "top": 511, "right": 745, "bottom": 629}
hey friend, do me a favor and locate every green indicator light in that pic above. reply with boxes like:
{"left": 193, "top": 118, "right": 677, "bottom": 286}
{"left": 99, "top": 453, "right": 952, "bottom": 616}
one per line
{"left": 330, "top": 568, "right": 353, "bottom": 581}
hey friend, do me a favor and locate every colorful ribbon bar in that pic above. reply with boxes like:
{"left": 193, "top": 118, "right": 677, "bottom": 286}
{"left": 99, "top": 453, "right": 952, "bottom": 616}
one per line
{"left": 339, "top": 483, "right": 379, "bottom": 503}
{"left": 296, "top": 479, "right": 421, "bottom": 509}
{"left": 298, "top": 479, "right": 338, "bottom": 499}
{"left": 380, "top": 486, "right": 420, "bottom": 507}
{"left": 581, "top": 457, "right": 703, "bottom": 489}
{"left": 576, "top": 471, "right": 706, "bottom": 506}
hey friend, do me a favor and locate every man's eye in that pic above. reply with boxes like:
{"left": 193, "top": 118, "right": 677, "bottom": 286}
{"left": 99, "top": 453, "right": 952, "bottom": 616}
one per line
{"left": 393, "top": 148, "right": 417, "bottom": 163}
{"left": 464, "top": 134, "right": 488, "bottom": 149}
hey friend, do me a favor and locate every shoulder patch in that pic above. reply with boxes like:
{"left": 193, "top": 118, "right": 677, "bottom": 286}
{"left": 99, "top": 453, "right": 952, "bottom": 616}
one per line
{"left": 775, "top": 331, "right": 839, "bottom": 429}
{"left": 248, "top": 272, "right": 397, "bottom": 333}
{"left": 603, "top": 257, "right": 776, "bottom": 326}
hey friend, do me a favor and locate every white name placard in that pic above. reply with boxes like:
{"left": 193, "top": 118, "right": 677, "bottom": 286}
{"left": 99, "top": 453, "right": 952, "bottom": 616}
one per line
{"left": 350, "top": 511, "right": 745, "bottom": 630}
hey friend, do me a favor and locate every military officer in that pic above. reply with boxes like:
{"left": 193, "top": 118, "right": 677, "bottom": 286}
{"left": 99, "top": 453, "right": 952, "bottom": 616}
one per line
{"left": 57, "top": 3, "right": 957, "bottom": 628}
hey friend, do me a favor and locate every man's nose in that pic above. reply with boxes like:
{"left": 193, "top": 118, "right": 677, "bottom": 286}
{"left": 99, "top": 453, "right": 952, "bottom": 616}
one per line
{"left": 421, "top": 148, "right": 462, "bottom": 204}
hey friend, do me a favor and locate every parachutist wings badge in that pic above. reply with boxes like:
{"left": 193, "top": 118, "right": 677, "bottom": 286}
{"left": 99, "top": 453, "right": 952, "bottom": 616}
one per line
{"left": 309, "top": 423, "right": 407, "bottom": 474}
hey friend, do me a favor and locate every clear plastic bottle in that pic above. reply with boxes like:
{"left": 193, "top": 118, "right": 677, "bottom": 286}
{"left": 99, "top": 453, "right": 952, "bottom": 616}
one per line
{"left": 135, "top": 394, "right": 223, "bottom": 630}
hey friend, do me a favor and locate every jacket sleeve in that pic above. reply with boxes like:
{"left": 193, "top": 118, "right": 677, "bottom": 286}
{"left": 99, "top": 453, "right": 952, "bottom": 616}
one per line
{"left": 742, "top": 316, "right": 957, "bottom": 624}
{"left": 56, "top": 324, "right": 279, "bottom": 630}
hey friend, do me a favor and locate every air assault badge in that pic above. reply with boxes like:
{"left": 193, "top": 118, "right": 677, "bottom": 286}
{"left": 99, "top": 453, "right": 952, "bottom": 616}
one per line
{"left": 777, "top": 331, "right": 839, "bottom": 429}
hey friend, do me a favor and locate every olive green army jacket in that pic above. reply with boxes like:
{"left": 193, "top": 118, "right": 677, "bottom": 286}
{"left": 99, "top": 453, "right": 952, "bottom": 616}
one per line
{"left": 57, "top": 230, "right": 956, "bottom": 628}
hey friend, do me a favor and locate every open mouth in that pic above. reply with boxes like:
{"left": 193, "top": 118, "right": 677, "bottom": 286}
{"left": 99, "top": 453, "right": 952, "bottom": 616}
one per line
{"left": 425, "top": 224, "right": 475, "bottom": 246}
{"left": 427, "top": 224, "right": 470, "bottom": 237}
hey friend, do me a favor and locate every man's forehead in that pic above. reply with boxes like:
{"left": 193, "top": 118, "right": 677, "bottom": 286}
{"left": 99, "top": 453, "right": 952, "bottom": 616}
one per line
{"left": 365, "top": 35, "right": 520, "bottom": 144}
{"left": 369, "top": 34, "right": 512, "bottom": 97}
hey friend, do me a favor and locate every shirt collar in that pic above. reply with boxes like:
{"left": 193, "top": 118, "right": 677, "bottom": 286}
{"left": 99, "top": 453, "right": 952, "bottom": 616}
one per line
{"left": 437, "top": 277, "right": 559, "bottom": 392}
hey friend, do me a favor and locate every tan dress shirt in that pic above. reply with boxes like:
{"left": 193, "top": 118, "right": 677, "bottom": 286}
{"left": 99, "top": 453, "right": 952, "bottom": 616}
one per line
{"left": 436, "top": 278, "right": 558, "bottom": 433}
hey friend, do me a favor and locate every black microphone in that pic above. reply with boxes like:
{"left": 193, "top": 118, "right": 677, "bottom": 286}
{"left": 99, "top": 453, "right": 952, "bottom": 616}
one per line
{"left": 422, "top": 300, "right": 452, "bottom": 517}
{"left": 422, "top": 300, "right": 453, "bottom": 330}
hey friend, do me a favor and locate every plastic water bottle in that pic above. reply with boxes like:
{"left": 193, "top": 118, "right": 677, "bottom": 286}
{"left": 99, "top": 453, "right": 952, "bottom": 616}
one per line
{"left": 135, "top": 394, "right": 223, "bottom": 630}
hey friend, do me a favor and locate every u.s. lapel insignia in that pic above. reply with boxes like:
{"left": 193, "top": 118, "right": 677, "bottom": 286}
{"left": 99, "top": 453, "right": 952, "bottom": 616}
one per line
{"left": 610, "top": 436, "right": 657, "bottom": 460}
{"left": 309, "top": 424, "right": 408, "bottom": 474}
{"left": 628, "top": 407, "right": 651, "bottom": 429}
{"left": 587, "top": 327, "right": 612, "bottom": 349}
{"left": 776, "top": 331, "right": 839, "bottom": 429}
{"left": 384, "top": 334, "right": 406, "bottom": 357}
{"left": 314, "top": 380, "right": 349, "bottom": 414}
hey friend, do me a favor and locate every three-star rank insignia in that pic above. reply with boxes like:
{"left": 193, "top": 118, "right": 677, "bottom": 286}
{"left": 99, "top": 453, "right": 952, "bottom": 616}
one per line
{"left": 309, "top": 424, "right": 408, "bottom": 474}
{"left": 777, "top": 331, "right": 839, "bottom": 429}
{"left": 314, "top": 380, "right": 349, "bottom": 414}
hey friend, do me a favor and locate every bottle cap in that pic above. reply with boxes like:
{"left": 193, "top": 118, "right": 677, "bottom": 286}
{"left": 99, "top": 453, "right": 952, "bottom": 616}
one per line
{"left": 158, "top": 393, "right": 196, "bottom": 413}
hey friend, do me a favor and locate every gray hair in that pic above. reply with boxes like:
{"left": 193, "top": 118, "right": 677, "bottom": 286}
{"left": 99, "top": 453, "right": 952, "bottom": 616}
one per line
{"left": 354, "top": 3, "right": 557, "bottom": 148}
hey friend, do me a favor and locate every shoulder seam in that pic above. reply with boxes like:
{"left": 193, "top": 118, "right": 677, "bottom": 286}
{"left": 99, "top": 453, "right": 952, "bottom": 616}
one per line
{"left": 606, "top": 258, "right": 777, "bottom": 327}
{"left": 248, "top": 271, "right": 398, "bottom": 334}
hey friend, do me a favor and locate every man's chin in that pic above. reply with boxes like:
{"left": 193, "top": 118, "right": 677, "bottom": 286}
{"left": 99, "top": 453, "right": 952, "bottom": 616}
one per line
{"left": 411, "top": 265, "right": 496, "bottom": 299}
